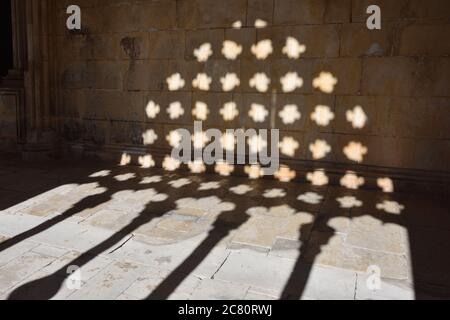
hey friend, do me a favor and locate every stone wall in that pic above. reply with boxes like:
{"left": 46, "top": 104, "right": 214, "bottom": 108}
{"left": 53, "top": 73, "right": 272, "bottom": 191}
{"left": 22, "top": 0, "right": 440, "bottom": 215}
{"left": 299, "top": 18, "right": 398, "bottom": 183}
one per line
{"left": 55, "top": 0, "right": 450, "bottom": 178}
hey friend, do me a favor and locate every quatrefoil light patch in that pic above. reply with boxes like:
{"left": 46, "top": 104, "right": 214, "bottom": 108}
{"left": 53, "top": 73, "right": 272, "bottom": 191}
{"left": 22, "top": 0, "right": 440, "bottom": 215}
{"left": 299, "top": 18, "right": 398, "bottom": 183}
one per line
{"left": 263, "top": 189, "right": 286, "bottom": 199}
{"left": 166, "top": 73, "right": 185, "bottom": 91}
{"left": 138, "top": 155, "right": 156, "bottom": 169}
{"left": 194, "top": 43, "right": 213, "bottom": 62}
{"left": 279, "top": 136, "right": 299, "bottom": 157}
{"left": 340, "top": 171, "right": 365, "bottom": 190}
{"left": 166, "top": 130, "right": 183, "bottom": 148}
{"left": 248, "top": 135, "right": 267, "bottom": 153}
{"left": 306, "top": 170, "right": 329, "bottom": 186}
{"left": 220, "top": 102, "right": 239, "bottom": 121}
{"left": 274, "top": 166, "right": 296, "bottom": 182}
{"left": 311, "top": 105, "right": 335, "bottom": 127}
{"left": 140, "top": 175, "right": 162, "bottom": 185}
{"left": 169, "top": 178, "right": 192, "bottom": 189}
{"left": 376, "top": 200, "right": 405, "bottom": 215}
{"left": 346, "top": 106, "right": 368, "bottom": 129}
{"left": 192, "top": 73, "right": 212, "bottom": 91}
{"left": 221, "top": 132, "right": 236, "bottom": 151}
{"left": 245, "top": 164, "right": 264, "bottom": 179}
{"left": 337, "top": 196, "right": 362, "bottom": 209}
{"left": 251, "top": 39, "right": 273, "bottom": 60}
{"left": 142, "top": 129, "right": 158, "bottom": 146}
{"left": 192, "top": 131, "right": 209, "bottom": 149}
{"left": 220, "top": 73, "right": 240, "bottom": 91}
{"left": 163, "top": 156, "right": 181, "bottom": 172}
{"left": 280, "top": 72, "right": 303, "bottom": 93}
{"left": 193, "top": 101, "right": 210, "bottom": 121}
{"left": 309, "top": 140, "right": 332, "bottom": 160}
{"left": 222, "top": 40, "right": 243, "bottom": 60}
{"left": 313, "top": 72, "right": 338, "bottom": 94}
{"left": 249, "top": 103, "right": 269, "bottom": 123}
{"left": 343, "top": 141, "right": 368, "bottom": 163}
{"left": 145, "top": 101, "right": 160, "bottom": 119}
{"left": 188, "top": 160, "right": 206, "bottom": 174}
{"left": 198, "top": 182, "right": 221, "bottom": 191}
{"left": 167, "top": 102, "right": 185, "bottom": 120}
{"left": 298, "top": 192, "right": 323, "bottom": 205}
{"left": 279, "top": 104, "right": 301, "bottom": 125}
{"left": 249, "top": 73, "right": 271, "bottom": 93}
{"left": 215, "top": 161, "right": 235, "bottom": 177}
{"left": 282, "top": 37, "right": 306, "bottom": 59}
{"left": 230, "top": 184, "right": 253, "bottom": 195}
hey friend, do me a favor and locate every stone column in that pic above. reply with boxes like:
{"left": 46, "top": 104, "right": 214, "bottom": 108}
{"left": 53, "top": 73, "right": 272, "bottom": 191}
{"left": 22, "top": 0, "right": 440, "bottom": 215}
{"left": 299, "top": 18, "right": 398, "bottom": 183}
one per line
{"left": 21, "top": 0, "right": 59, "bottom": 160}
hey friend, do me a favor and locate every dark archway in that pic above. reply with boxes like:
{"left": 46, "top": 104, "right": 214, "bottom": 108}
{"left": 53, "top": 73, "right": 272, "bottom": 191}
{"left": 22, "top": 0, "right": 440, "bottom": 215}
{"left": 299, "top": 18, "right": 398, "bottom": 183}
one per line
{"left": 0, "top": 0, "right": 13, "bottom": 79}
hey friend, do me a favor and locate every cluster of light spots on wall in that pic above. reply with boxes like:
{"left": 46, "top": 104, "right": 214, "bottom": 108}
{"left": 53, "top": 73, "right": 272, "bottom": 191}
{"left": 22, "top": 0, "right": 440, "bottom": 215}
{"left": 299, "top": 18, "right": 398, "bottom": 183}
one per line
{"left": 121, "top": 21, "right": 394, "bottom": 194}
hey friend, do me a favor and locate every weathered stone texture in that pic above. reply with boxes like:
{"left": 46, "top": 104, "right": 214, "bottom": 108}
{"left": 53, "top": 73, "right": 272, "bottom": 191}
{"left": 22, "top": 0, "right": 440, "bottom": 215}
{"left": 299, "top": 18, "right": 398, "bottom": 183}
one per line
{"left": 50, "top": 0, "right": 450, "bottom": 173}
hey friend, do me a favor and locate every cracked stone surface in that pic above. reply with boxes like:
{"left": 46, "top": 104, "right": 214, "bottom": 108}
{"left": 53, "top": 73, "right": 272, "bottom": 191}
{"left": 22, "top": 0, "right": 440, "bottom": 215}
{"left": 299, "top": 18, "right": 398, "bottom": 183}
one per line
{"left": 0, "top": 156, "right": 449, "bottom": 300}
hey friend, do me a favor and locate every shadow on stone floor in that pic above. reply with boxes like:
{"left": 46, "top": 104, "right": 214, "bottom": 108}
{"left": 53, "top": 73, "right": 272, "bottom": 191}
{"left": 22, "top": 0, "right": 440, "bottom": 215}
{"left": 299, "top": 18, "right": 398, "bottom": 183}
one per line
{"left": 1, "top": 156, "right": 450, "bottom": 300}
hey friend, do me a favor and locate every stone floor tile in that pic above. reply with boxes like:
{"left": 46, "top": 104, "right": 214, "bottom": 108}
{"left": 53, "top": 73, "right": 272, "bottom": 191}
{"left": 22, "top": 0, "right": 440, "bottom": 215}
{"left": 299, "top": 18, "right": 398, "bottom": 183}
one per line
{"left": 68, "top": 260, "right": 150, "bottom": 300}
{"left": 230, "top": 215, "right": 286, "bottom": 249}
{"left": 190, "top": 279, "right": 249, "bottom": 300}
{"left": 213, "top": 251, "right": 296, "bottom": 292}
{"left": 346, "top": 215, "right": 408, "bottom": 254}
{"left": 355, "top": 275, "right": 415, "bottom": 300}
{"left": 303, "top": 232, "right": 409, "bottom": 280}
{"left": 0, "top": 252, "right": 56, "bottom": 295}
